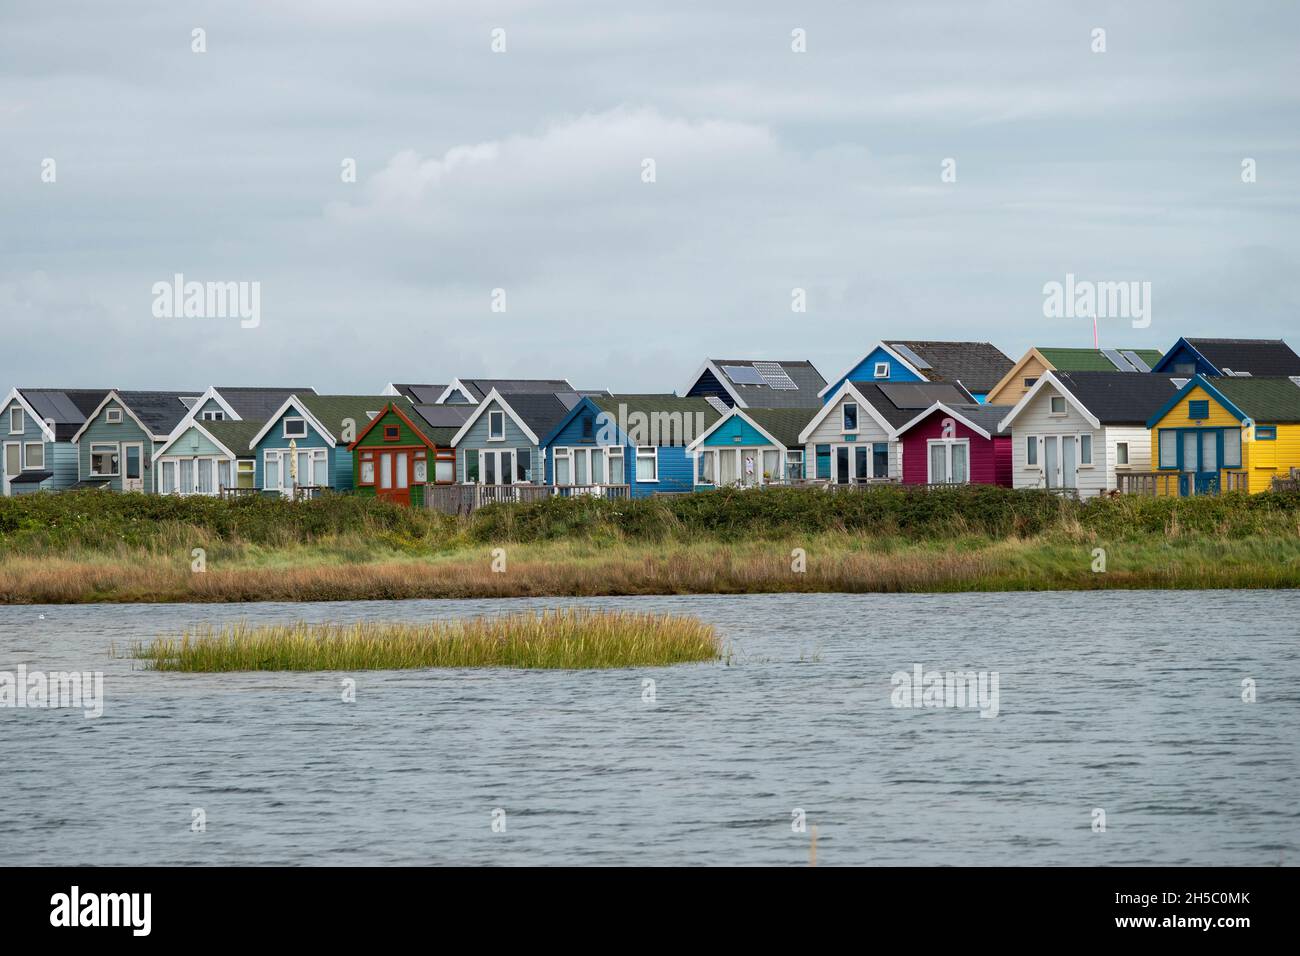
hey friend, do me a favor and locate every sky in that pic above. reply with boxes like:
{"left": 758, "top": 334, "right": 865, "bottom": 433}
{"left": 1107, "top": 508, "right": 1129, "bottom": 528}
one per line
{"left": 2, "top": 0, "right": 1298, "bottom": 395}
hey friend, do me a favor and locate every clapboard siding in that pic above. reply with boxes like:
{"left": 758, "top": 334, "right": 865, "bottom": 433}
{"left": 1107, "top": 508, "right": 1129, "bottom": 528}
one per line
{"left": 899, "top": 410, "right": 1010, "bottom": 486}
{"left": 823, "top": 347, "right": 922, "bottom": 401}
{"left": 454, "top": 396, "right": 543, "bottom": 484}
{"left": 76, "top": 399, "right": 158, "bottom": 492}
{"left": 802, "top": 391, "right": 901, "bottom": 479}
{"left": 1004, "top": 384, "right": 1110, "bottom": 496}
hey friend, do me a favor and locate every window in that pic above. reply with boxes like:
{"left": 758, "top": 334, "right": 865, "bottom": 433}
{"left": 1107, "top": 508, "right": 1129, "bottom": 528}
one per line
{"left": 554, "top": 448, "right": 572, "bottom": 485}
{"left": 1115, "top": 442, "right": 1129, "bottom": 466}
{"left": 8, "top": 407, "right": 22, "bottom": 434}
{"left": 608, "top": 446, "right": 625, "bottom": 484}
{"left": 873, "top": 442, "right": 889, "bottom": 478}
{"left": 928, "top": 440, "right": 969, "bottom": 484}
{"left": 842, "top": 403, "right": 858, "bottom": 432}
{"left": 516, "top": 448, "right": 531, "bottom": 482}
{"left": 24, "top": 443, "right": 43, "bottom": 469}
{"left": 635, "top": 446, "right": 658, "bottom": 482}
{"left": 581, "top": 416, "right": 594, "bottom": 439}
{"left": 1223, "top": 428, "right": 1243, "bottom": 468}
{"left": 283, "top": 417, "right": 307, "bottom": 438}
{"left": 160, "top": 460, "right": 177, "bottom": 494}
{"left": 1079, "top": 434, "right": 1093, "bottom": 465}
{"left": 434, "top": 458, "right": 454, "bottom": 483}
{"left": 1023, "top": 377, "right": 1037, "bottom": 389}
{"left": 265, "top": 456, "right": 280, "bottom": 489}
{"left": 784, "top": 450, "right": 803, "bottom": 480}
{"left": 874, "top": 362, "right": 890, "bottom": 379}
{"left": 1158, "top": 430, "right": 1177, "bottom": 468}
{"left": 488, "top": 410, "right": 505, "bottom": 441}
{"left": 854, "top": 446, "right": 869, "bottom": 481}
{"left": 464, "top": 450, "right": 479, "bottom": 483}
{"left": 1026, "top": 435, "right": 1038, "bottom": 466}
{"left": 201, "top": 410, "right": 226, "bottom": 421}
{"left": 360, "top": 453, "right": 375, "bottom": 484}
{"left": 90, "top": 443, "right": 119, "bottom": 476}
{"left": 217, "top": 460, "right": 232, "bottom": 490}
{"left": 1173, "top": 362, "right": 1196, "bottom": 376}
{"left": 1188, "top": 400, "right": 1209, "bottom": 420}
{"left": 1049, "top": 396, "right": 1066, "bottom": 415}
{"left": 815, "top": 444, "right": 831, "bottom": 479}
{"left": 105, "top": 408, "right": 122, "bottom": 424}
{"left": 1255, "top": 426, "right": 1277, "bottom": 440}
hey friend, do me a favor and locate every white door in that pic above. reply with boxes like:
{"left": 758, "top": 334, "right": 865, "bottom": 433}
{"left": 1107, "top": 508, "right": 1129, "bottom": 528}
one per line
{"left": 479, "top": 449, "right": 514, "bottom": 485}
{"left": 1060, "top": 436, "right": 1077, "bottom": 489}
{"left": 122, "top": 443, "right": 144, "bottom": 491}
{"left": 3, "top": 442, "right": 20, "bottom": 496}
{"left": 1043, "top": 436, "right": 1059, "bottom": 489}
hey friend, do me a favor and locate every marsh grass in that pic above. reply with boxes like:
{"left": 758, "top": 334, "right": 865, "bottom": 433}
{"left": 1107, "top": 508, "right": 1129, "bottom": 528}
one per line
{"left": 127, "top": 608, "right": 723, "bottom": 671}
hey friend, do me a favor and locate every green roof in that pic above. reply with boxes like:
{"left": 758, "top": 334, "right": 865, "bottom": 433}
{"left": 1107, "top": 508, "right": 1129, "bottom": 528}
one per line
{"left": 201, "top": 419, "right": 265, "bottom": 456}
{"left": 743, "top": 407, "right": 819, "bottom": 447}
{"left": 1038, "top": 347, "right": 1164, "bottom": 372}
{"left": 297, "top": 394, "right": 402, "bottom": 441}
{"left": 1209, "top": 377, "right": 1300, "bottom": 423}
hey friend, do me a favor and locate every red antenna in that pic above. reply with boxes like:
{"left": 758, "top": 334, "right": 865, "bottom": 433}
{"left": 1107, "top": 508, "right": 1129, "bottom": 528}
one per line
{"left": 1092, "top": 313, "right": 1099, "bottom": 350}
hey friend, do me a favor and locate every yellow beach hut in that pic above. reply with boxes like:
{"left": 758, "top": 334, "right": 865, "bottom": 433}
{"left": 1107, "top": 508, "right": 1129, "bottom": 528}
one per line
{"left": 1146, "top": 375, "right": 1300, "bottom": 495}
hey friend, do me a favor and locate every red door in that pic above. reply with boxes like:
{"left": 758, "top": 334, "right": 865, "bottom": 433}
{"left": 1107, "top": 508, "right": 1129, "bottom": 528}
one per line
{"left": 375, "top": 450, "right": 411, "bottom": 505}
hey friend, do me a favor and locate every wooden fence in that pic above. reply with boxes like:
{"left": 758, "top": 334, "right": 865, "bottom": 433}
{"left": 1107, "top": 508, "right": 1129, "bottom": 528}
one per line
{"left": 425, "top": 483, "right": 630, "bottom": 516}
{"left": 1116, "top": 470, "right": 1250, "bottom": 496}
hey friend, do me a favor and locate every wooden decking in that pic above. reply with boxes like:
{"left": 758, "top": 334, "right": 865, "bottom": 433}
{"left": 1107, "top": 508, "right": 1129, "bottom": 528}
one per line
{"left": 1115, "top": 470, "right": 1250, "bottom": 496}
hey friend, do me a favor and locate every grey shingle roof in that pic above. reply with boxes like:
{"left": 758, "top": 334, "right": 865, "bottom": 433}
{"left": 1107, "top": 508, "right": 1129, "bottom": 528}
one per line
{"left": 390, "top": 384, "right": 447, "bottom": 404}
{"left": 1209, "top": 376, "right": 1300, "bottom": 423}
{"left": 496, "top": 392, "right": 575, "bottom": 438}
{"left": 886, "top": 341, "right": 1015, "bottom": 394}
{"left": 115, "top": 390, "right": 204, "bottom": 435}
{"left": 460, "top": 378, "right": 573, "bottom": 401}
{"left": 1185, "top": 339, "right": 1300, "bottom": 377}
{"left": 216, "top": 386, "right": 317, "bottom": 420}
{"left": 410, "top": 403, "right": 474, "bottom": 445}
{"left": 18, "top": 388, "right": 111, "bottom": 440}
{"left": 1052, "top": 371, "right": 1183, "bottom": 425}
{"left": 850, "top": 382, "right": 975, "bottom": 428}
{"left": 704, "top": 359, "right": 827, "bottom": 408}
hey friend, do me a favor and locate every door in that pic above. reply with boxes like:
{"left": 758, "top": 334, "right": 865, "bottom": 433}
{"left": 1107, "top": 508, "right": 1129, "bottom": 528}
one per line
{"left": 375, "top": 450, "right": 410, "bottom": 504}
{"left": 123, "top": 443, "right": 144, "bottom": 491}
{"left": 834, "top": 446, "right": 850, "bottom": 484}
{"left": 1177, "top": 429, "right": 1222, "bottom": 496}
{"left": 1043, "top": 436, "right": 1058, "bottom": 489}
{"left": 1060, "top": 436, "right": 1077, "bottom": 490}
{"left": 3, "top": 442, "right": 19, "bottom": 496}
{"left": 740, "top": 448, "right": 760, "bottom": 486}
{"left": 478, "top": 449, "right": 515, "bottom": 487}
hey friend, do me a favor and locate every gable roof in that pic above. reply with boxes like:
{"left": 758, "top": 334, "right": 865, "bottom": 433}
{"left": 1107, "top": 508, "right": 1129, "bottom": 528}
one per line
{"left": 895, "top": 401, "right": 1009, "bottom": 440}
{"left": 1152, "top": 338, "right": 1300, "bottom": 377}
{"left": 999, "top": 370, "right": 1183, "bottom": 430}
{"left": 447, "top": 389, "right": 574, "bottom": 446}
{"left": 295, "top": 395, "right": 389, "bottom": 442}
{"left": 684, "top": 359, "right": 826, "bottom": 409}
{"left": 819, "top": 340, "right": 1014, "bottom": 398}
{"left": 70, "top": 389, "right": 203, "bottom": 442}
{"left": 1035, "top": 347, "right": 1164, "bottom": 372}
{"left": 153, "top": 418, "right": 264, "bottom": 460}
{"left": 214, "top": 386, "right": 318, "bottom": 420}
{"left": 409, "top": 404, "right": 476, "bottom": 445}
{"left": 581, "top": 394, "right": 724, "bottom": 447}
{"left": 742, "top": 407, "right": 820, "bottom": 447}
{"left": 850, "top": 381, "right": 978, "bottom": 429}
{"left": 11, "top": 388, "right": 111, "bottom": 441}
{"left": 1146, "top": 375, "right": 1300, "bottom": 427}
{"left": 347, "top": 401, "right": 441, "bottom": 451}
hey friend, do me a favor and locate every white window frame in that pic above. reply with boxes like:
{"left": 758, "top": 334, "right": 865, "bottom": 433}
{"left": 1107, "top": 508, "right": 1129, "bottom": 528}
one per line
{"left": 23, "top": 442, "right": 44, "bottom": 470}
{"left": 1049, "top": 396, "right": 1067, "bottom": 417}
{"left": 874, "top": 362, "right": 890, "bottom": 379}
{"left": 264, "top": 447, "right": 327, "bottom": 493}
{"left": 635, "top": 446, "right": 658, "bottom": 482}
{"left": 926, "top": 438, "right": 971, "bottom": 485}
{"left": 1025, "top": 434, "right": 1039, "bottom": 468}
{"left": 1079, "top": 433, "right": 1094, "bottom": 468}
{"left": 105, "top": 408, "right": 122, "bottom": 424}
{"left": 89, "top": 442, "right": 120, "bottom": 477}
{"left": 606, "top": 446, "right": 625, "bottom": 484}
{"left": 157, "top": 455, "right": 229, "bottom": 496}
{"left": 282, "top": 417, "right": 308, "bottom": 439}
{"left": 552, "top": 446, "right": 609, "bottom": 486}
{"left": 201, "top": 410, "right": 226, "bottom": 421}
{"left": 1115, "top": 441, "right": 1129, "bottom": 467}
{"left": 487, "top": 410, "right": 506, "bottom": 442}
{"left": 8, "top": 406, "right": 23, "bottom": 434}
{"left": 841, "top": 402, "right": 859, "bottom": 433}
{"left": 785, "top": 448, "right": 804, "bottom": 480}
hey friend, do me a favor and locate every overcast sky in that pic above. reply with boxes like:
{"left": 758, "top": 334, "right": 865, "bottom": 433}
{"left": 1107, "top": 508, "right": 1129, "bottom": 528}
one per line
{"left": 3, "top": 1, "right": 1297, "bottom": 394}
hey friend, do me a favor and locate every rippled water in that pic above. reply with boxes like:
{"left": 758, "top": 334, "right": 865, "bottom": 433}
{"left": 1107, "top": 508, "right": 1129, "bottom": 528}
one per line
{"left": 2, "top": 591, "right": 1297, "bottom": 866}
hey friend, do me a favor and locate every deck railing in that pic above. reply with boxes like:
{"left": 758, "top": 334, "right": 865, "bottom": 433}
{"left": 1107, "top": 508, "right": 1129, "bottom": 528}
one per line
{"left": 1272, "top": 468, "right": 1300, "bottom": 492}
{"left": 425, "top": 483, "right": 630, "bottom": 515}
{"left": 1116, "top": 470, "right": 1251, "bottom": 496}
{"left": 220, "top": 487, "right": 261, "bottom": 500}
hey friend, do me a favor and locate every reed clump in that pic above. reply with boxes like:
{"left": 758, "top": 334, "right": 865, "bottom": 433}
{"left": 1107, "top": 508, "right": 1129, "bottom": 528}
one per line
{"left": 128, "top": 608, "right": 722, "bottom": 671}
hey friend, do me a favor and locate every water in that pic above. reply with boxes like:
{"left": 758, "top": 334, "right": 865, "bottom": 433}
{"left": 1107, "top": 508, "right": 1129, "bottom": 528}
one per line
{"left": 1, "top": 591, "right": 1297, "bottom": 866}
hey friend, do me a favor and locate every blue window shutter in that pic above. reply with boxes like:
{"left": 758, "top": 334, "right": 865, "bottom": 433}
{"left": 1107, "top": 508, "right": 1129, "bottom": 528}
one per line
{"left": 1188, "top": 400, "right": 1209, "bottom": 419}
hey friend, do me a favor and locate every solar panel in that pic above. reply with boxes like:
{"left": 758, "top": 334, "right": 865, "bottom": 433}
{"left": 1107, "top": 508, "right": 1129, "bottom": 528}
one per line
{"left": 1170, "top": 378, "right": 1190, "bottom": 389}
{"left": 704, "top": 396, "right": 731, "bottom": 414}
{"left": 889, "top": 344, "right": 932, "bottom": 370}
{"left": 555, "top": 391, "right": 582, "bottom": 410}
{"left": 877, "top": 382, "right": 960, "bottom": 408}
{"left": 1290, "top": 377, "right": 1300, "bottom": 389}
{"left": 752, "top": 361, "right": 798, "bottom": 390}
{"left": 1101, "top": 348, "right": 1135, "bottom": 372}
{"left": 720, "top": 365, "right": 767, "bottom": 386}
{"left": 1120, "top": 350, "right": 1151, "bottom": 372}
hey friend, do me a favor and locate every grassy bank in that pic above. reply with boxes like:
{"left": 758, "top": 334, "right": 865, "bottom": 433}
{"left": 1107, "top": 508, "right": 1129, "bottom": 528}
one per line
{"left": 127, "top": 609, "right": 722, "bottom": 671}
{"left": 3, "top": 488, "right": 1299, "bottom": 603}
